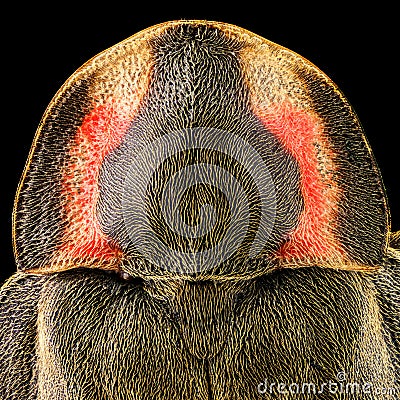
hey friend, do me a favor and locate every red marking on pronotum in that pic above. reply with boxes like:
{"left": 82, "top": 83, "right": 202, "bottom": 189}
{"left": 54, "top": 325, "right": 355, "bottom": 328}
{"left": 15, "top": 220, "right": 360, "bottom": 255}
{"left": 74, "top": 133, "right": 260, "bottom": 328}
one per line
{"left": 256, "top": 102, "right": 343, "bottom": 262}
{"left": 59, "top": 100, "right": 132, "bottom": 265}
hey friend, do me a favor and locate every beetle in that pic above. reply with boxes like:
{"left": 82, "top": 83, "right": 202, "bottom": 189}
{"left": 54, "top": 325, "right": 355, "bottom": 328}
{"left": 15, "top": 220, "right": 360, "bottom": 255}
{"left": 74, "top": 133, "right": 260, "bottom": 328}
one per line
{"left": 0, "top": 20, "right": 399, "bottom": 399}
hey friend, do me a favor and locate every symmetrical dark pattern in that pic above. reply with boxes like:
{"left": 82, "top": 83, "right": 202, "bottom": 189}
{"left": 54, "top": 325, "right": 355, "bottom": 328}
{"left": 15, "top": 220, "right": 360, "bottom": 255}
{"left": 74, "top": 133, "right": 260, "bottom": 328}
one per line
{"left": 1, "top": 20, "right": 399, "bottom": 399}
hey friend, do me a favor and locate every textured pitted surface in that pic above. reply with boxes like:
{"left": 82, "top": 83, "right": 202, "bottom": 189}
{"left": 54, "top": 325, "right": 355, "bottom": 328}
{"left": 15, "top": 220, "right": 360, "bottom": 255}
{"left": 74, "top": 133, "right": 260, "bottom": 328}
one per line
{"left": 13, "top": 20, "right": 388, "bottom": 277}
{"left": 1, "top": 20, "right": 399, "bottom": 399}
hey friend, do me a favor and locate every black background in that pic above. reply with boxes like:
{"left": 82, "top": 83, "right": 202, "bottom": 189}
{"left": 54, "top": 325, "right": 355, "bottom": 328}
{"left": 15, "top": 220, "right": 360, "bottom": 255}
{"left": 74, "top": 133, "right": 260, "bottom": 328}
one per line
{"left": 1, "top": 6, "right": 398, "bottom": 283}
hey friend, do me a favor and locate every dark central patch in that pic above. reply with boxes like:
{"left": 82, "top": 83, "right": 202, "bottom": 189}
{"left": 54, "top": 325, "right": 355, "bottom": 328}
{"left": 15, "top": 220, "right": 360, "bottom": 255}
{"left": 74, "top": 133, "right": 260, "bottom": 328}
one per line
{"left": 97, "top": 23, "right": 304, "bottom": 277}
{"left": 145, "top": 148, "right": 260, "bottom": 255}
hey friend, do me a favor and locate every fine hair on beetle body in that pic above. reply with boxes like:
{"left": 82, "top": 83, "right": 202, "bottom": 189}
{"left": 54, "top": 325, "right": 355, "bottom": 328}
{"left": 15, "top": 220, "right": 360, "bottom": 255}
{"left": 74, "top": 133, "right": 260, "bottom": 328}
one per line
{"left": 1, "top": 20, "right": 399, "bottom": 400}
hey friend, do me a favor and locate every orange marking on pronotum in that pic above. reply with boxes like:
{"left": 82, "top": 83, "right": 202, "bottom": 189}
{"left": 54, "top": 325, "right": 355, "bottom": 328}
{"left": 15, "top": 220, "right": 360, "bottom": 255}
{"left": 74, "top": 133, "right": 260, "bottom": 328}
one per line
{"left": 256, "top": 102, "right": 344, "bottom": 262}
{"left": 58, "top": 100, "right": 133, "bottom": 267}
